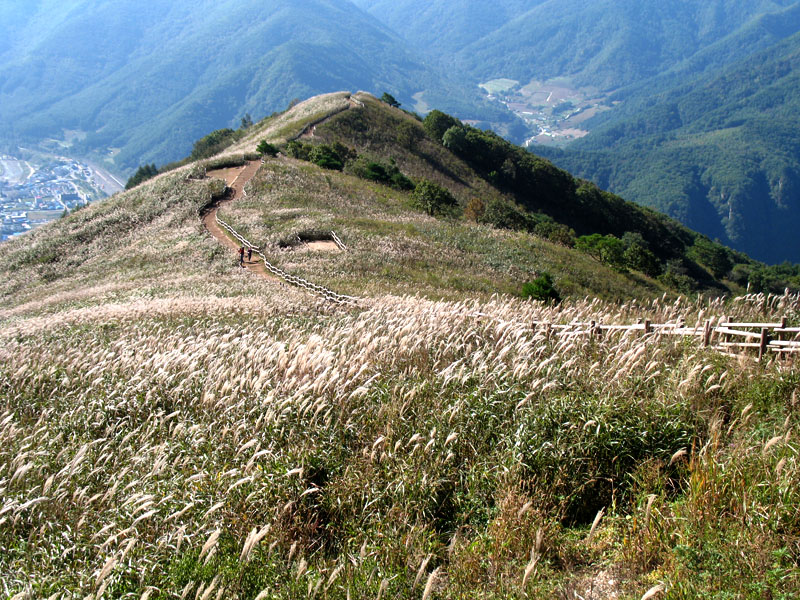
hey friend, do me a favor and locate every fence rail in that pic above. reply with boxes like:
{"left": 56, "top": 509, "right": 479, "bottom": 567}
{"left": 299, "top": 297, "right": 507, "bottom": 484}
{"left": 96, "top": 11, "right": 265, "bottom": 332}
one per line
{"left": 215, "top": 214, "right": 358, "bottom": 307}
{"left": 330, "top": 231, "right": 348, "bottom": 252}
{"left": 524, "top": 316, "right": 800, "bottom": 360}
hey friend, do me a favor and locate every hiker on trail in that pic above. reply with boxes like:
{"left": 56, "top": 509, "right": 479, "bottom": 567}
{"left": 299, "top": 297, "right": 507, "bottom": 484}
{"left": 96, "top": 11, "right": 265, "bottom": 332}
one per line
{"left": 247, "top": 247, "right": 253, "bottom": 262}
{"left": 238, "top": 246, "right": 245, "bottom": 267}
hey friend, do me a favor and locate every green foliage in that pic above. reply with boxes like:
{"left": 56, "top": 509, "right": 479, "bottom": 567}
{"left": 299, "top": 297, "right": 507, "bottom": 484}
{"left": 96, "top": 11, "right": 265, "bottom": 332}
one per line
{"left": 577, "top": 232, "right": 664, "bottom": 276}
{"left": 576, "top": 234, "right": 626, "bottom": 269}
{"left": 520, "top": 272, "right": 560, "bottom": 304}
{"left": 423, "top": 110, "right": 461, "bottom": 141}
{"left": 256, "top": 140, "right": 278, "bottom": 157}
{"left": 660, "top": 259, "right": 697, "bottom": 293}
{"left": 689, "top": 238, "right": 734, "bottom": 279}
{"left": 347, "top": 156, "right": 414, "bottom": 190}
{"left": 308, "top": 145, "right": 345, "bottom": 171}
{"left": 622, "top": 232, "right": 662, "bottom": 277}
{"left": 516, "top": 392, "right": 696, "bottom": 524}
{"left": 380, "top": 92, "right": 401, "bottom": 107}
{"left": 429, "top": 115, "right": 700, "bottom": 264}
{"left": 287, "top": 141, "right": 355, "bottom": 171}
{"left": 125, "top": 163, "right": 158, "bottom": 190}
{"left": 285, "top": 140, "right": 312, "bottom": 161}
{"left": 190, "top": 128, "right": 240, "bottom": 161}
{"left": 481, "top": 197, "right": 530, "bottom": 231}
{"left": 412, "top": 179, "right": 458, "bottom": 216}
{"left": 396, "top": 120, "right": 423, "bottom": 150}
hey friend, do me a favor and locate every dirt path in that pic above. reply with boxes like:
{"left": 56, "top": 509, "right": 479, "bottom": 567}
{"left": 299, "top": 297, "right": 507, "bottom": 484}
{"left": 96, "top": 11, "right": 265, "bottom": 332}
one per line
{"left": 202, "top": 161, "right": 276, "bottom": 279}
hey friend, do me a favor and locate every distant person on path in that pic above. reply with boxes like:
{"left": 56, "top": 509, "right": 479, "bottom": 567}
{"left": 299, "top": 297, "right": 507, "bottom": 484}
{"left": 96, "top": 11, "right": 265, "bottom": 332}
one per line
{"left": 238, "top": 246, "right": 245, "bottom": 267}
{"left": 247, "top": 247, "right": 253, "bottom": 263}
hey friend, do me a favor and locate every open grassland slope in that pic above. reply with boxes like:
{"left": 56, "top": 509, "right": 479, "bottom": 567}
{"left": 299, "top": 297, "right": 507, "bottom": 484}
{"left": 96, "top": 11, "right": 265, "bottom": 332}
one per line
{"left": 1, "top": 290, "right": 799, "bottom": 597}
{"left": 218, "top": 154, "right": 656, "bottom": 302}
{"left": 1, "top": 92, "right": 799, "bottom": 598}
{"left": 0, "top": 162, "right": 309, "bottom": 323}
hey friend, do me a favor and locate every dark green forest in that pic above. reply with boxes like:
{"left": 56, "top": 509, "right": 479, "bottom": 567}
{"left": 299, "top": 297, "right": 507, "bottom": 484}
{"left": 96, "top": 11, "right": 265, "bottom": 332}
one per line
{"left": 539, "top": 29, "right": 800, "bottom": 263}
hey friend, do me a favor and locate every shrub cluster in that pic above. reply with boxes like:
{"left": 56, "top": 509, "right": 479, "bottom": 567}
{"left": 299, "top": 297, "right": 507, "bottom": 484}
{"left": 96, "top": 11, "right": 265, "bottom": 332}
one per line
{"left": 520, "top": 272, "right": 561, "bottom": 304}
{"left": 125, "top": 163, "right": 158, "bottom": 189}
{"left": 286, "top": 140, "right": 417, "bottom": 193}
{"left": 575, "top": 232, "right": 661, "bottom": 276}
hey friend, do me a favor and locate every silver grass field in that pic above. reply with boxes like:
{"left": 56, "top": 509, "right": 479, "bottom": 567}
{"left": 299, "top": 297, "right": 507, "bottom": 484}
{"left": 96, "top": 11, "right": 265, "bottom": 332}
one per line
{"left": 1, "top": 290, "right": 798, "bottom": 598}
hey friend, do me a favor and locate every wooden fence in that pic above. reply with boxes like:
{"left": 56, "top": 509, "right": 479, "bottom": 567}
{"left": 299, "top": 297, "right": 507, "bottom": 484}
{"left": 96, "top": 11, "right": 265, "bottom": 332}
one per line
{"left": 528, "top": 316, "right": 800, "bottom": 360}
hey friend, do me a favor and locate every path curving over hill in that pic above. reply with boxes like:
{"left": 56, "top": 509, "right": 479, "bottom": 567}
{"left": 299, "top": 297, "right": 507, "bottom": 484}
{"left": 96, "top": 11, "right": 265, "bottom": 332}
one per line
{"left": 202, "top": 161, "right": 275, "bottom": 279}
{"left": 201, "top": 158, "right": 358, "bottom": 306}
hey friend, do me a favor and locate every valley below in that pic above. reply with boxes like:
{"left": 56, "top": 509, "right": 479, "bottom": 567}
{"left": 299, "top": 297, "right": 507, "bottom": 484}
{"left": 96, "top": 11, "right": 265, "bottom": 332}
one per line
{"left": 0, "top": 152, "right": 119, "bottom": 243}
{"left": 479, "top": 78, "right": 611, "bottom": 147}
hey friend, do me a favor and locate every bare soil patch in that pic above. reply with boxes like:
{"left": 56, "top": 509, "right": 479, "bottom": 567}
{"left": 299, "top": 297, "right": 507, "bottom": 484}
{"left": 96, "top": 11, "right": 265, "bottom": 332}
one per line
{"left": 295, "top": 240, "right": 341, "bottom": 253}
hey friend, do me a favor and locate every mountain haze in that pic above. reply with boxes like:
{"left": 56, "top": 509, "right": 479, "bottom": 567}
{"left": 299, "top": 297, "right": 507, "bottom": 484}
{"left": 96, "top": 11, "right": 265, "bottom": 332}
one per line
{"left": 0, "top": 0, "right": 504, "bottom": 172}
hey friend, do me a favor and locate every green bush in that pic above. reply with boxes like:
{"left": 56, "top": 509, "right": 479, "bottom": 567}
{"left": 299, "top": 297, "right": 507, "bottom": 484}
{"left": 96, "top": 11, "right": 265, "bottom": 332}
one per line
{"left": 689, "top": 238, "right": 733, "bottom": 279}
{"left": 380, "top": 92, "right": 400, "bottom": 108}
{"left": 309, "top": 145, "right": 344, "bottom": 170}
{"left": 286, "top": 140, "right": 312, "bottom": 161}
{"left": 190, "top": 128, "right": 241, "bottom": 160}
{"left": 520, "top": 272, "right": 560, "bottom": 304}
{"left": 411, "top": 179, "right": 458, "bottom": 216}
{"left": 256, "top": 140, "right": 278, "bottom": 157}
{"left": 423, "top": 110, "right": 461, "bottom": 142}
{"left": 125, "top": 163, "right": 158, "bottom": 189}
{"left": 287, "top": 141, "right": 354, "bottom": 171}
{"left": 481, "top": 197, "right": 531, "bottom": 231}
{"left": 660, "top": 259, "right": 696, "bottom": 293}
{"left": 347, "top": 156, "right": 414, "bottom": 190}
{"left": 516, "top": 393, "right": 695, "bottom": 524}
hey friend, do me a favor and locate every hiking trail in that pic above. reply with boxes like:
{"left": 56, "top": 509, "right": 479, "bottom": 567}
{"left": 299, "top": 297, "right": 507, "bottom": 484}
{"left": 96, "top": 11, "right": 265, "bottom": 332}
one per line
{"left": 202, "top": 161, "right": 274, "bottom": 278}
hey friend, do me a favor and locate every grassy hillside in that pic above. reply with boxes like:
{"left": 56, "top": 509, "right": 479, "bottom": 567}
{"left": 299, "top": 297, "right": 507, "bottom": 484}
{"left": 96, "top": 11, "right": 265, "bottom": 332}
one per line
{"left": 1, "top": 93, "right": 799, "bottom": 598}
{"left": 0, "top": 93, "right": 672, "bottom": 314}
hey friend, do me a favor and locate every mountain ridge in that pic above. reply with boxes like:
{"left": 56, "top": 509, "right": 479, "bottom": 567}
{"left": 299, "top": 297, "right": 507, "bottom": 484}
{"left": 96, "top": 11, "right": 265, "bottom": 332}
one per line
{"left": 0, "top": 0, "right": 507, "bottom": 172}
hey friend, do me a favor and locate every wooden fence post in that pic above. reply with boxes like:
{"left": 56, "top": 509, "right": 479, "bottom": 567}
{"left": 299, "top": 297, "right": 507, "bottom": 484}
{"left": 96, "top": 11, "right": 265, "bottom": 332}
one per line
{"left": 703, "top": 320, "right": 712, "bottom": 347}
{"left": 644, "top": 319, "right": 651, "bottom": 334}
{"left": 759, "top": 328, "right": 769, "bottom": 361}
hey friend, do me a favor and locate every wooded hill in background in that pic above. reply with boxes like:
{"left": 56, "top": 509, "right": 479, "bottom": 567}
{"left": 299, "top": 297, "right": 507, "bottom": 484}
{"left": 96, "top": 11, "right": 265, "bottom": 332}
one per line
{"left": 538, "top": 23, "right": 800, "bottom": 265}
{"left": 0, "top": 0, "right": 509, "bottom": 173}
{"left": 357, "top": 0, "right": 800, "bottom": 264}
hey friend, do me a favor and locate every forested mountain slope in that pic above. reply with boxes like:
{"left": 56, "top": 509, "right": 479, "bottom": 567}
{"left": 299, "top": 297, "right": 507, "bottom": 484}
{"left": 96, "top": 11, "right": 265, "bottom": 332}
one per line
{"left": 540, "top": 30, "right": 800, "bottom": 263}
{"left": 0, "top": 0, "right": 503, "bottom": 172}
{"left": 350, "top": 0, "right": 544, "bottom": 55}
{"left": 356, "top": 0, "right": 797, "bottom": 89}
